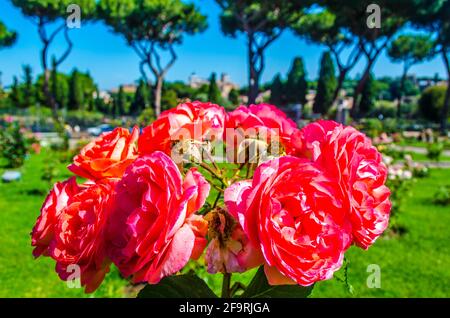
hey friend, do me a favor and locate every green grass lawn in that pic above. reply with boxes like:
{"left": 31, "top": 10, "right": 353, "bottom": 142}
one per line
{"left": 311, "top": 168, "right": 450, "bottom": 297}
{"left": 406, "top": 151, "right": 450, "bottom": 162}
{"left": 1, "top": 151, "right": 449, "bottom": 297}
{"left": 397, "top": 138, "right": 450, "bottom": 150}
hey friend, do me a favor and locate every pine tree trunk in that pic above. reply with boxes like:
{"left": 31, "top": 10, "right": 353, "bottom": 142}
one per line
{"left": 351, "top": 61, "right": 373, "bottom": 119}
{"left": 332, "top": 70, "right": 347, "bottom": 106}
{"left": 247, "top": 37, "right": 259, "bottom": 105}
{"left": 154, "top": 76, "right": 163, "bottom": 117}
{"left": 42, "top": 60, "right": 58, "bottom": 121}
{"left": 397, "top": 66, "right": 408, "bottom": 119}
{"left": 440, "top": 51, "right": 450, "bottom": 135}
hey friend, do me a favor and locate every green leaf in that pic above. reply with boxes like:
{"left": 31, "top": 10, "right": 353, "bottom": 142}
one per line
{"left": 137, "top": 274, "right": 217, "bottom": 298}
{"left": 241, "top": 266, "right": 313, "bottom": 298}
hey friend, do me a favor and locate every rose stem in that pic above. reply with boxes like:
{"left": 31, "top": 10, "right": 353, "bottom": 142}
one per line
{"left": 212, "top": 183, "right": 224, "bottom": 208}
{"left": 231, "top": 161, "right": 247, "bottom": 181}
{"left": 221, "top": 273, "right": 232, "bottom": 298}
{"left": 202, "top": 143, "right": 220, "bottom": 172}
{"left": 199, "top": 162, "right": 228, "bottom": 186}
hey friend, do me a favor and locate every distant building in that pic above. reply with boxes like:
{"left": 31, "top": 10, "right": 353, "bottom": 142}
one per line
{"left": 416, "top": 74, "right": 446, "bottom": 90}
{"left": 94, "top": 90, "right": 112, "bottom": 104}
{"left": 217, "top": 73, "right": 239, "bottom": 98}
{"left": 188, "top": 73, "right": 209, "bottom": 89}
{"left": 188, "top": 72, "right": 239, "bottom": 98}
{"left": 110, "top": 84, "right": 137, "bottom": 94}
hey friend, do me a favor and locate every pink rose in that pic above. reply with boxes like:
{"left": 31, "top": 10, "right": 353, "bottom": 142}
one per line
{"left": 50, "top": 179, "right": 117, "bottom": 293}
{"left": 68, "top": 127, "right": 139, "bottom": 180}
{"left": 226, "top": 156, "right": 352, "bottom": 286}
{"left": 32, "top": 177, "right": 117, "bottom": 292}
{"left": 138, "top": 101, "right": 226, "bottom": 156}
{"left": 31, "top": 177, "right": 81, "bottom": 258}
{"left": 106, "top": 151, "right": 210, "bottom": 284}
{"left": 291, "top": 120, "right": 391, "bottom": 249}
{"left": 224, "top": 104, "right": 298, "bottom": 162}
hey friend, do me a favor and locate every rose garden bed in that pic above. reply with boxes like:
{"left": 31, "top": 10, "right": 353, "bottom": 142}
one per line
{"left": 1, "top": 132, "right": 450, "bottom": 297}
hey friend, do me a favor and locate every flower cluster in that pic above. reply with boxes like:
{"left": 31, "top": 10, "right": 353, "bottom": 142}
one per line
{"left": 31, "top": 102, "right": 391, "bottom": 293}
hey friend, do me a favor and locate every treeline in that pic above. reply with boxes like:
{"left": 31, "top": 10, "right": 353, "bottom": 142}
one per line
{"left": 1, "top": 67, "right": 243, "bottom": 118}
{"left": 0, "top": 0, "right": 449, "bottom": 133}
{"left": 5, "top": 66, "right": 97, "bottom": 111}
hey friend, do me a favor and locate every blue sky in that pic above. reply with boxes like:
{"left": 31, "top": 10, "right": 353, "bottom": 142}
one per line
{"left": 0, "top": 0, "right": 447, "bottom": 90}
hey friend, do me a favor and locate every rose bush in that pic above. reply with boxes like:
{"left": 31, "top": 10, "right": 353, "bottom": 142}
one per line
{"left": 31, "top": 102, "right": 391, "bottom": 298}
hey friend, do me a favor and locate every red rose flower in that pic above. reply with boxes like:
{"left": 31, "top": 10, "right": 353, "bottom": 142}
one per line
{"left": 68, "top": 127, "right": 139, "bottom": 180}
{"left": 31, "top": 177, "right": 81, "bottom": 258}
{"left": 50, "top": 179, "right": 117, "bottom": 293}
{"left": 226, "top": 156, "right": 352, "bottom": 286}
{"left": 224, "top": 104, "right": 298, "bottom": 162}
{"left": 106, "top": 151, "right": 210, "bottom": 284}
{"left": 138, "top": 101, "right": 226, "bottom": 156}
{"left": 291, "top": 120, "right": 391, "bottom": 249}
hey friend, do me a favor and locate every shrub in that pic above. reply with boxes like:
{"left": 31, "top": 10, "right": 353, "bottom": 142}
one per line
{"left": 0, "top": 121, "right": 28, "bottom": 168}
{"left": 433, "top": 186, "right": 450, "bottom": 206}
{"left": 399, "top": 102, "right": 417, "bottom": 117}
{"left": 427, "top": 142, "right": 444, "bottom": 161}
{"left": 382, "top": 118, "right": 398, "bottom": 134}
{"left": 361, "top": 118, "right": 383, "bottom": 138}
{"left": 41, "top": 159, "right": 59, "bottom": 188}
{"left": 418, "top": 85, "right": 447, "bottom": 122}
{"left": 377, "top": 144, "right": 405, "bottom": 160}
{"left": 371, "top": 100, "right": 396, "bottom": 118}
